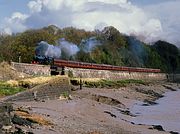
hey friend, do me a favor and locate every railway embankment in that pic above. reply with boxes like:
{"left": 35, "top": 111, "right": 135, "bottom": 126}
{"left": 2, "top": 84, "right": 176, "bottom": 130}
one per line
{"left": 11, "top": 62, "right": 168, "bottom": 81}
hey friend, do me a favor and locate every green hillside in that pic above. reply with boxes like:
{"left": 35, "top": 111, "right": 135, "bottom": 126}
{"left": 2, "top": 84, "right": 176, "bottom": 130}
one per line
{"left": 0, "top": 25, "right": 179, "bottom": 73}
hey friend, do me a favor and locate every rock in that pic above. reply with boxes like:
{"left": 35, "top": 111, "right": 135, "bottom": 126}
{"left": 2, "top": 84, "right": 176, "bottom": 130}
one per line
{"left": 162, "top": 85, "right": 177, "bottom": 91}
{"left": 0, "top": 103, "right": 13, "bottom": 128}
{"left": 68, "top": 95, "right": 73, "bottom": 100}
{"left": 117, "top": 109, "right": 136, "bottom": 117}
{"left": 2, "top": 125, "right": 12, "bottom": 130}
{"left": 12, "top": 115, "right": 32, "bottom": 126}
{"left": 104, "top": 111, "right": 116, "bottom": 118}
{"left": 143, "top": 99, "right": 158, "bottom": 105}
{"left": 152, "top": 125, "right": 164, "bottom": 131}
{"left": 13, "top": 126, "right": 33, "bottom": 134}
{"left": 59, "top": 95, "right": 68, "bottom": 100}
{"left": 169, "top": 131, "right": 179, "bottom": 134}
{"left": 2, "top": 125, "right": 13, "bottom": 133}
{"left": 135, "top": 88, "right": 164, "bottom": 98}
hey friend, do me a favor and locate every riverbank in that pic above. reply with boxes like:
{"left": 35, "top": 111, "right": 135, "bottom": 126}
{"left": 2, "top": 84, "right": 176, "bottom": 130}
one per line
{"left": 1, "top": 81, "right": 178, "bottom": 134}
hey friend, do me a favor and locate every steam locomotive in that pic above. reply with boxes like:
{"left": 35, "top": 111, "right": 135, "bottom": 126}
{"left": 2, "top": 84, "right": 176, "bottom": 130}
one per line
{"left": 33, "top": 55, "right": 54, "bottom": 65}
{"left": 33, "top": 55, "right": 161, "bottom": 75}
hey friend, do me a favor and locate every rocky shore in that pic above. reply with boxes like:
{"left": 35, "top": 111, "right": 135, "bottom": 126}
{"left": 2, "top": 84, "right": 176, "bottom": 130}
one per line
{"left": 0, "top": 81, "right": 179, "bottom": 134}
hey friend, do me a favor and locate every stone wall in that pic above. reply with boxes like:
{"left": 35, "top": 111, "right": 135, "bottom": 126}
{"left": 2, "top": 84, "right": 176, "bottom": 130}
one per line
{"left": 65, "top": 67, "right": 167, "bottom": 81}
{"left": 11, "top": 62, "right": 50, "bottom": 76}
{"left": 11, "top": 62, "right": 167, "bottom": 81}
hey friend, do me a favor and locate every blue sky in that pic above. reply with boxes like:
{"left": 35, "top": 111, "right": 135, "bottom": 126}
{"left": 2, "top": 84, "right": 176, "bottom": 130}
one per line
{"left": 0, "top": 0, "right": 179, "bottom": 46}
{"left": 0, "top": 0, "right": 29, "bottom": 20}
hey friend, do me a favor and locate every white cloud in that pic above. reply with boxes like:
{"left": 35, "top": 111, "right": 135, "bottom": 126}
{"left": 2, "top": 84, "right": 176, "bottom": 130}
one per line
{"left": 144, "top": 0, "right": 180, "bottom": 46}
{"left": 1, "top": 12, "right": 28, "bottom": 34}
{"left": 88, "top": 0, "right": 128, "bottom": 4}
{"left": 1, "top": 0, "right": 179, "bottom": 46}
{"left": 28, "top": 0, "right": 42, "bottom": 13}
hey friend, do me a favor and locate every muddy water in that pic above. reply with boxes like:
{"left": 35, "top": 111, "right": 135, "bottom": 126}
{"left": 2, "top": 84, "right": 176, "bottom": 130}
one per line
{"left": 130, "top": 89, "right": 180, "bottom": 133}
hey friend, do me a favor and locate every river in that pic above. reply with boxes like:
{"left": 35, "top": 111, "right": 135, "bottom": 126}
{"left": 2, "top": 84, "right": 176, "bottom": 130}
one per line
{"left": 130, "top": 89, "right": 180, "bottom": 133}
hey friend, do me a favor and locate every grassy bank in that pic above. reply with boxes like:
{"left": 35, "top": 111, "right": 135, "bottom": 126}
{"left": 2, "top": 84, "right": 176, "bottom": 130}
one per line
{"left": 70, "top": 78, "right": 146, "bottom": 88}
{"left": 0, "top": 75, "right": 68, "bottom": 97}
{"left": 0, "top": 81, "right": 25, "bottom": 97}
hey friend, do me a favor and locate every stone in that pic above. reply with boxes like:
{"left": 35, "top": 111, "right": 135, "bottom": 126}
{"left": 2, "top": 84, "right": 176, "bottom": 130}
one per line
{"left": 12, "top": 115, "right": 32, "bottom": 126}
{"left": 104, "top": 111, "right": 116, "bottom": 118}
{"left": 152, "top": 125, "right": 164, "bottom": 131}
{"left": 169, "top": 131, "right": 179, "bottom": 134}
{"left": 0, "top": 103, "right": 13, "bottom": 127}
{"left": 2, "top": 125, "right": 12, "bottom": 131}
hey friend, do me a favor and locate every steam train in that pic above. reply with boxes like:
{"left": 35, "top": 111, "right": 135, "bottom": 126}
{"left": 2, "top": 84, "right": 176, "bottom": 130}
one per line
{"left": 33, "top": 55, "right": 54, "bottom": 65}
{"left": 33, "top": 55, "right": 161, "bottom": 75}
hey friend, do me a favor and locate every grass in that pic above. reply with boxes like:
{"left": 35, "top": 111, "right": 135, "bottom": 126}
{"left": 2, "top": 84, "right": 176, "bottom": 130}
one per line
{"left": 0, "top": 81, "right": 25, "bottom": 97}
{"left": 0, "top": 75, "right": 69, "bottom": 97}
{"left": 70, "top": 78, "right": 146, "bottom": 88}
{"left": 6, "top": 75, "right": 63, "bottom": 88}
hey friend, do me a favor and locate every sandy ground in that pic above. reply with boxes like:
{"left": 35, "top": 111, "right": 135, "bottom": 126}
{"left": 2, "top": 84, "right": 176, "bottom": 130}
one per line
{"left": 11, "top": 82, "right": 180, "bottom": 134}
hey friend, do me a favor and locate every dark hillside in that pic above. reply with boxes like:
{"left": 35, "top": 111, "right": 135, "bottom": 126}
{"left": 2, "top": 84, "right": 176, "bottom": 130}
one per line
{"left": 152, "top": 41, "right": 180, "bottom": 73}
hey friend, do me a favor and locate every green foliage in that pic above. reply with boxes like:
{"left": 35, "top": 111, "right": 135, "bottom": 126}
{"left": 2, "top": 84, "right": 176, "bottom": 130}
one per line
{"left": 0, "top": 82, "right": 25, "bottom": 96}
{"left": 143, "top": 45, "right": 167, "bottom": 72}
{"left": 61, "top": 27, "right": 95, "bottom": 44}
{"left": 152, "top": 41, "right": 180, "bottom": 73}
{"left": 84, "top": 79, "right": 146, "bottom": 88}
{"left": 0, "top": 35, "right": 15, "bottom": 62}
{"left": 101, "top": 26, "right": 127, "bottom": 47}
{"left": 70, "top": 78, "right": 146, "bottom": 88}
{"left": 11, "top": 29, "right": 57, "bottom": 63}
{"left": 0, "top": 25, "right": 179, "bottom": 73}
{"left": 61, "top": 91, "right": 69, "bottom": 98}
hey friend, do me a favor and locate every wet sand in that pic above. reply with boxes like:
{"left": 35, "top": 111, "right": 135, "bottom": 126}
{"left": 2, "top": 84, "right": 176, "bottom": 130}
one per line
{"left": 130, "top": 89, "right": 180, "bottom": 133}
{"left": 12, "top": 82, "right": 180, "bottom": 134}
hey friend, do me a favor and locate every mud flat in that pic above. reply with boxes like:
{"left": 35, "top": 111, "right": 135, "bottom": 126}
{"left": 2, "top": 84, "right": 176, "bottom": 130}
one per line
{"left": 130, "top": 89, "right": 180, "bottom": 133}
{"left": 1, "top": 81, "right": 180, "bottom": 134}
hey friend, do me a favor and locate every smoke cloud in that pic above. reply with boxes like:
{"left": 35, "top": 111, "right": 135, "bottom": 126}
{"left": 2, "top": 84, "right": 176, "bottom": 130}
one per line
{"left": 80, "top": 37, "right": 102, "bottom": 53}
{"left": 36, "top": 37, "right": 101, "bottom": 58}
{"left": 58, "top": 38, "right": 80, "bottom": 58}
{"left": 0, "top": 0, "right": 180, "bottom": 46}
{"left": 36, "top": 41, "right": 61, "bottom": 58}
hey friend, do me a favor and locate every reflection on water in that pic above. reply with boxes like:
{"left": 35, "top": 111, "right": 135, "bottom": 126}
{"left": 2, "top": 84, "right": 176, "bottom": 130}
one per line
{"left": 130, "top": 89, "right": 180, "bottom": 133}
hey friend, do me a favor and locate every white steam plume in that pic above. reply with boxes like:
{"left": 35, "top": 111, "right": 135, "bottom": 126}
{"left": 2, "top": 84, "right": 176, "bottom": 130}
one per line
{"left": 37, "top": 41, "right": 61, "bottom": 58}
{"left": 36, "top": 37, "right": 101, "bottom": 58}
{"left": 59, "top": 38, "right": 80, "bottom": 58}
{"left": 81, "top": 37, "right": 102, "bottom": 53}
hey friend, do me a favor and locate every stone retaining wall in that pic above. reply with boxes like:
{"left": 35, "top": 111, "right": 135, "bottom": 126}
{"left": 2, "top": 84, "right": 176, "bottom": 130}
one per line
{"left": 65, "top": 67, "right": 167, "bottom": 81}
{"left": 11, "top": 62, "right": 167, "bottom": 81}
{"left": 11, "top": 62, "right": 50, "bottom": 76}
